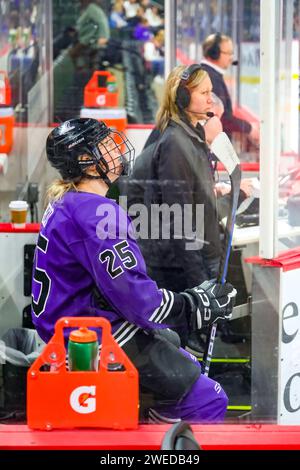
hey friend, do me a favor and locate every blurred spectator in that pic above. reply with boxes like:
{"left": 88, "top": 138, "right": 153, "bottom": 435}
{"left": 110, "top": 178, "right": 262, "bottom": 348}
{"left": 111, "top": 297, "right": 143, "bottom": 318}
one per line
{"left": 212, "top": 0, "right": 230, "bottom": 35}
{"left": 140, "top": 0, "right": 151, "bottom": 7}
{"left": 133, "top": 17, "right": 152, "bottom": 41}
{"left": 77, "top": 0, "right": 110, "bottom": 46}
{"left": 124, "top": 0, "right": 140, "bottom": 21}
{"left": 144, "top": 6, "right": 163, "bottom": 28}
{"left": 110, "top": 0, "right": 128, "bottom": 29}
{"left": 144, "top": 28, "right": 164, "bottom": 76}
{"left": 53, "top": 26, "right": 77, "bottom": 60}
{"left": 69, "top": 0, "right": 110, "bottom": 70}
{"left": 126, "top": 4, "right": 146, "bottom": 28}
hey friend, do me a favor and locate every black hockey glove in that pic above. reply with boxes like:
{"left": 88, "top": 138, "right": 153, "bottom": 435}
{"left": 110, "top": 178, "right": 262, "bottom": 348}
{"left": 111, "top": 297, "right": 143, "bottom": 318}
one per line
{"left": 182, "top": 280, "right": 237, "bottom": 330}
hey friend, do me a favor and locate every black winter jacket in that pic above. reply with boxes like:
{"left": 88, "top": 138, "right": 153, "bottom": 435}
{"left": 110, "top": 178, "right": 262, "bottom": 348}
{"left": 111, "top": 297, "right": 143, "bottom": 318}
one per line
{"left": 125, "top": 119, "right": 221, "bottom": 289}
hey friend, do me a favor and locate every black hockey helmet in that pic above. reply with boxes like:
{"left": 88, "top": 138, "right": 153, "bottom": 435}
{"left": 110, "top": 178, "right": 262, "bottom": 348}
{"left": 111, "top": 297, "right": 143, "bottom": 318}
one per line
{"left": 46, "top": 118, "right": 134, "bottom": 182}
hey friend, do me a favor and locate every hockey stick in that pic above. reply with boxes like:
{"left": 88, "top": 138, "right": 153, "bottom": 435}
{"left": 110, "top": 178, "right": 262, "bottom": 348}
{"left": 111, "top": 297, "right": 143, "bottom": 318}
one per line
{"left": 202, "top": 132, "right": 241, "bottom": 376}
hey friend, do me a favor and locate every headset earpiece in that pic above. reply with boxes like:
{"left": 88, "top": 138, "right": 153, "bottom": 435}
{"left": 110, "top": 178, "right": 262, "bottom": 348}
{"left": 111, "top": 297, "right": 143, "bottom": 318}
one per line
{"left": 175, "top": 64, "right": 203, "bottom": 110}
{"left": 175, "top": 86, "right": 191, "bottom": 109}
{"left": 206, "top": 33, "right": 222, "bottom": 60}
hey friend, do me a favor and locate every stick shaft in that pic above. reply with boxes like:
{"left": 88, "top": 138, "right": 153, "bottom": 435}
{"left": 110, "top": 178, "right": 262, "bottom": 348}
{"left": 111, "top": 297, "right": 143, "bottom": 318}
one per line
{"left": 202, "top": 166, "right": 241, "bottom": 376}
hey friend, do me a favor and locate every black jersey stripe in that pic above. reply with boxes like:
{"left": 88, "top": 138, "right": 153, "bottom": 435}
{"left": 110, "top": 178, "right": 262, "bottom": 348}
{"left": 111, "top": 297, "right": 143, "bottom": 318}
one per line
{"left": 153, "top": 289, "right": 171, "bottom": 323}
{"left": 114, "top": 322, "right": 135, "bottom": 343}
{"left": 113, "top": 320, "right": 130, "bottom": 338}
{"left": 149, "top": 289, "right": 167, "bottom": 322}
{"left": 99, "top": 324, "right": 139, "bottom": 351}
{"left": 149, "top": 289, "right": 171, "bottom": 323}
{"left": 155, "top": 290, "right": 174, "bottom": 323}
{"left": 118, "top": 326, "right": 140, "bottom": 348}
{"left": 151, "top": 289, "right": 174, "bottom": 323}
{"left": 99, "top": 320, "right": 134, "bottom": 350}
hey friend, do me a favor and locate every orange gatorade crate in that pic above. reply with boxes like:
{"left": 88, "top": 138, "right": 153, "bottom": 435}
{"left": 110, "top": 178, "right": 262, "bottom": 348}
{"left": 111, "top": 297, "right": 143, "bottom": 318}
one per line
{"left": 0, "top": 107, "right": 14, "bottom": 154}
{"left": 84, "top": 71, "right": 119, "bottom": 108}
{"left": 80, "top": 107, "right": 127, "bottom": 134}
{"left": 0, "top": 71, "right": 12, "bottom": 106}
{"left": 27, "top": 317, "right": 139, "bottom": 430}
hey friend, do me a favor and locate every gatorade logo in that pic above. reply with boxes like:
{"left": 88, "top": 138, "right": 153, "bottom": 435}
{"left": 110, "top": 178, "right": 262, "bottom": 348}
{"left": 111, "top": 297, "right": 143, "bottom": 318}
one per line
{"left": 70, "top": 385, "right": 96, "bottom": 414}
{"left": 96, "top": 94, "right": 106, "bottom": 106}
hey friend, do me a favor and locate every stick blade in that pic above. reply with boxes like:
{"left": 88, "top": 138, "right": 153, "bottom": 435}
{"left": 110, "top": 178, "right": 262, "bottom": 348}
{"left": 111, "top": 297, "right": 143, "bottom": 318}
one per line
{"left": 211, "top": 132, "right": 240, "bottom": 174}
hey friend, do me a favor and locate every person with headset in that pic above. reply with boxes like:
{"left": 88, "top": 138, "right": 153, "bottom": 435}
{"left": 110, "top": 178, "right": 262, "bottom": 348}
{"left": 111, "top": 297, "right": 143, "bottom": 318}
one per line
{"left": 141, "top": 89, "right": 224, "bottom": 150}
{"left": 201, "top": 33, "right": 259, "bottom": 144}
{"left": 124, "top": 64, "right": 252, "bottom": 351}
{"left": 126, "top": 65, "right": 224, "bottom": 338}
{"left": 31, "top": 117, "right": 236, "bottom": 423}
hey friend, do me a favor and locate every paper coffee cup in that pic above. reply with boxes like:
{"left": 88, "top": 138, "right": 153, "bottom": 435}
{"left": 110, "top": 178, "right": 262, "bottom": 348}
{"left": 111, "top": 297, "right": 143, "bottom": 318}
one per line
{"left": 9, "top": 200, "right": 28, "bottom": 228}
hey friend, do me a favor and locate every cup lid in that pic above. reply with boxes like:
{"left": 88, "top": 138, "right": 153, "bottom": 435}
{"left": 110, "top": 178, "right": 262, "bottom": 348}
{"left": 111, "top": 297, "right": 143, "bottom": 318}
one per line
{"left": 69, "top": 327, "right": 98, "bottom": 343}
{"left": 9, "top": 200, "right": 28, "bottom": 210}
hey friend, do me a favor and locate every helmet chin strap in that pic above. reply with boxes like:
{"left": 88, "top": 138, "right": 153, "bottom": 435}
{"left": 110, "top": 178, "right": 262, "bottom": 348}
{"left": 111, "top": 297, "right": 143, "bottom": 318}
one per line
{"left": 83, "top": 163, "right": 113, "bottom": 188}
{"left": 80, "top": 145, "right": 123, "bottom": 188}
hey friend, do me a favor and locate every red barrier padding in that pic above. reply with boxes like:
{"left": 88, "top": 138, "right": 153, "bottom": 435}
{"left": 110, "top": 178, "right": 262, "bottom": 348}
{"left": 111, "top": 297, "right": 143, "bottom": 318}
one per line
{"left": 246, "top": 246, "right": 300, "bottom": 272}
{"left": 126, "top": 124, "right": 155, "bottom": 129}
{"left": 1, "top": 424, "right": 300, "bottom": 450}
{"left": 0, "top": 223, "right": 40, "bottom": 233}
{"left": 217, "top": 162, "right": 259, "bottom": 172}
{"left": 0, "top": 70, "right": 11, "bottom": 106}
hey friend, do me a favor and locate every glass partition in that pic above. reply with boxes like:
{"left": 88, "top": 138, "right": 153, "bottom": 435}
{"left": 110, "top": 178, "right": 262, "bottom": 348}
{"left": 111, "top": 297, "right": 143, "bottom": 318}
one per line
{"left": 174, "top": 0, "right": 253, "bottom": 423}
{"left": 172, "top": 0, "right": 299, "bottom": 424}
{"left": 52, "top": 0, "right": 165, "bottom": 124}
{"left": 1, "top": 1, "right": 166, "bottom": 128}
{"left": 277, "top": 0, "right": 300, "bottom": 251}
{"left": 176, "top": 0, "right": 260, "bottom": 163}
{"left": 0, "top": 0, "right": 300, "bottom": 431}
{"left": 0, "top": 0, "right": 52, "bottom": 224}
{"left": 0, "top": 0, "right": 166, "bottom": 219}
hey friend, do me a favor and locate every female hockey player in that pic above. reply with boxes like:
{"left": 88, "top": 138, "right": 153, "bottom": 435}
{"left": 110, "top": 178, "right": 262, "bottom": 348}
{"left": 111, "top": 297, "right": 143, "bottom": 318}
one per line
{"left": 31, "top": 118, "right": 236, "bottom": 423}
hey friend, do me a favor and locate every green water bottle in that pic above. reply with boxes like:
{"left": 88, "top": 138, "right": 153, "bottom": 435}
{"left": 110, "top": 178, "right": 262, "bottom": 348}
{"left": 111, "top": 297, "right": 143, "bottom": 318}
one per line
{"left": 107, "top": 78, "right": 117, "bottom": 93}
{"left": 68, "top": 327, "right": 99, "bottom": 371}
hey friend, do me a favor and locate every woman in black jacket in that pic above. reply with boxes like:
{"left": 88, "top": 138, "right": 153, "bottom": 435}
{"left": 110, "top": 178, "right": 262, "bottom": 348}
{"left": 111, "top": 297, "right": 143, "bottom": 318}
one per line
{"left": 134, "top": 64, "right": 223, "bottom": 296}
{"left": 126, "top": 64, "right": 246, "bottom": 349}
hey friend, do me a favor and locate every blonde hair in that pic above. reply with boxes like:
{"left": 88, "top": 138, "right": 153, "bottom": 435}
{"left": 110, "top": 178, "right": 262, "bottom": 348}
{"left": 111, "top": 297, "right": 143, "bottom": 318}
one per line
{"left": 156, "top": 65, "right": 208, "bottom": 132}
{"left": 45, "top": 153, "right": 94, "bottom": 205}
{"left": 45, "top": 179, "right": 78, "bottom": 205}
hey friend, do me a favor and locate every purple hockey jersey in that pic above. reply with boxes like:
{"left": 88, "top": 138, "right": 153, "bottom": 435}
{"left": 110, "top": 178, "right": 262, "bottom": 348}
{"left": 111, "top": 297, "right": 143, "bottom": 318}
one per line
{"left": 31, "top": 191, "right": 176, "bottom": 346}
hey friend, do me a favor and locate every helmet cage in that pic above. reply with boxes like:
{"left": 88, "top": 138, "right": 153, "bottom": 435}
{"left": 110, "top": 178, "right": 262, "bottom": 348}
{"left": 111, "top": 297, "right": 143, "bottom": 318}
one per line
{"left": 77, "top": 129, "right": 135, "bottom": 179}
{"left": 46, "top": 119, "right": 135, "bottom": 181}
